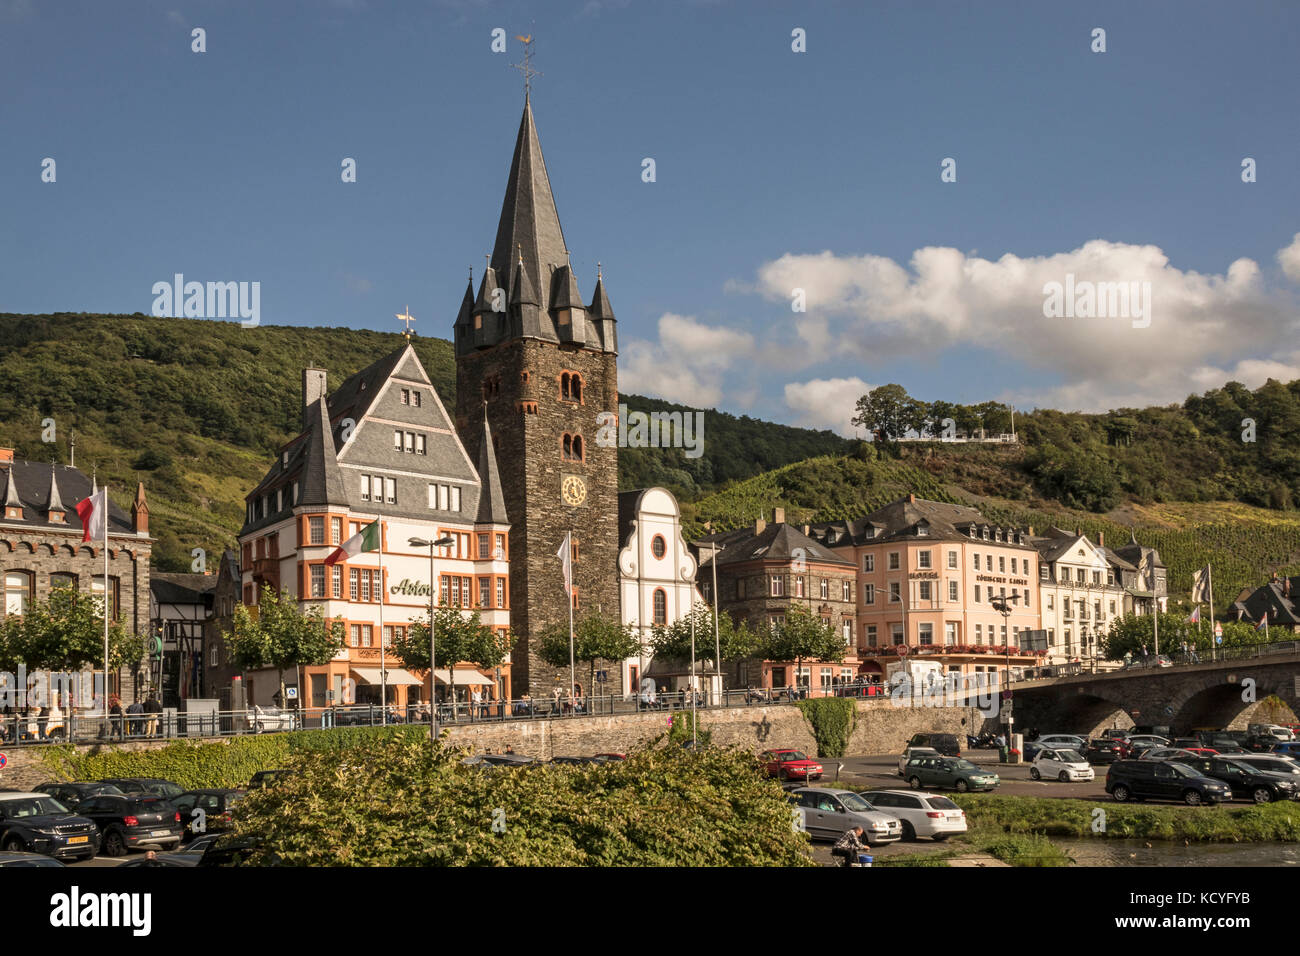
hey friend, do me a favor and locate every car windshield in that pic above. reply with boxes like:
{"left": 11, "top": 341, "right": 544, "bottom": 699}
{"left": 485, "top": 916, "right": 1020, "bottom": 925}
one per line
{"left": 1058, "top": 750, "right": 1084, "bottom": 763}
{"left": 1167, "top": 762, "right": 1198, "bottom": 778}
{"left": 778, "top": 752, "right": 809, "bottom": 762}
{"left": 839, "top": 793, "right": 873, "bottom": 812}
{"left": 925, "top": 797, "right": 959, "bottom": 810}
{"left": 950, "top": 759, "right": 979, "bottom": 771}
{"left": 2, "top": 797, "right": 69, "bottom": 817}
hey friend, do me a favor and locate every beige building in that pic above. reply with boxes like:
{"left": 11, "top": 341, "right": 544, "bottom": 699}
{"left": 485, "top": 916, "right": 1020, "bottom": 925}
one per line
{"left": 1030, "top": 528, "right": 1127, "bottom": 669}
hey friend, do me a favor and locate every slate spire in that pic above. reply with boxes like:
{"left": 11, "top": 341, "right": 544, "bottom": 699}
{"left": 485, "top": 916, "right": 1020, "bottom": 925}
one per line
{"left": 475, "top": 405, "right": 508, "bottom": 526}
{"left": 297, "top": 397, "right": 349, "bottom": 507}
{"left": 45, "top": 463, "right": 65, "bottom": 517}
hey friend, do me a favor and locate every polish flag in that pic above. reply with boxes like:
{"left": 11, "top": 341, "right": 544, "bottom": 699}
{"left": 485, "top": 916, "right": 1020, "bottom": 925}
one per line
{"left": 76, "top": 488, "right": 108, "bottom": 542}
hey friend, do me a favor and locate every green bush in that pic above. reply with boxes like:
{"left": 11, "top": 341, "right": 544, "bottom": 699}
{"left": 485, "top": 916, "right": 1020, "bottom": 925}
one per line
{"left": 36, "top": 725, "right": 427, "bottom": 790}
{"left": 795, "top": 698, "right": 855, "bottom": 757}
{"left": 224, "top": 738, "right": 813, "bottom": 866}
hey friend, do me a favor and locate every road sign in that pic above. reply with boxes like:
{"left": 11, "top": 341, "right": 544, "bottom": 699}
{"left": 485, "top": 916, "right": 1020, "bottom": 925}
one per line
{"left": 596, "top": 670, "right": 608, "bottom": 683}
{"left": 896, "top": 644, "right": 909, "bottom": 657}
{"left": 286, "top": 687, "right": 298, "bottom": 700}
{"left": 0, "top": 752, "right": 6, "bottom": 769}
{"left": 1214, "top": 623, "right": 1223, "bottom": 638}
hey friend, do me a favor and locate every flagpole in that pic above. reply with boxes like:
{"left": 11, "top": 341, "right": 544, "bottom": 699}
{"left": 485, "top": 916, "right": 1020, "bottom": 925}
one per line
{"left": 1208, "top": 565, "right": 1216, "bottom": 662}
{"left": 378, "top": 515, "right": 387, "bottom": 726}
{"left": 103, "top": 485, "right": 110, "bottom": 719}
{"left": 566, "top": 531, "right": 575, "bottom": 712}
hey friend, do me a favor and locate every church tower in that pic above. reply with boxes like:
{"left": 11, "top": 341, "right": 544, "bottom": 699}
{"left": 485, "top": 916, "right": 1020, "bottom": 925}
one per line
{"left": 454, "top": 95, "right": 620, "bottom": 698}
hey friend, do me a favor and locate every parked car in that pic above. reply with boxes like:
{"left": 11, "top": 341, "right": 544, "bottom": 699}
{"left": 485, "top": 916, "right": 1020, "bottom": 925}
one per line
{"left": 858, "top": 789, "right": 968, "bottom": 841}
{"left": 1105, "top": 760, "right": 1232, "bottom": 806}
{"left": 1242, "top": 735, "right": 1280, "bottom": 753}
{"left": 1125, "top": 735, "right": 1170, "bottom": 751}
{"left": 99, "top": 778, "right": 185, "bottom": 800}
{"left": 169, "top": 789, "right": 245, "bottom": 840}
{"left": 1031, "top": 748, "right": 1095, "bottom": 782}
{"left": 1084, "top": 739, "right": 1127, "bottom": 764}
{"left": 903, "top": 755, "right": 1000, "bottom": 792}
{"left": 1250, "top": 724, "right": 1295, "bottom": 741}
{"left": 118, "top": 833, "right": 222, "bottom": 867}
{"left": 1181, "top": 756, "right": 1300, "bottom": 803}
{"left": 0, "top": 792, "right": 100, "bottom": 862}
{"left": 761, "top": 749, "right": 823, "bottom": 782}
{"left": 1035, "top": 734, "right": 1087, "bottom": 751}
{"left": 1180, "top": 747, "right": 1222, "bottom": 758}
{"left": 247, "top": 769, "right": 295, "bottom": 790}
{"left": 1234, "top": 754, "right": 1300, "bottom": 777}
{"left": 32, "top": 781, "right": 125, "bottom": 811}
{"left": 1270, "top": 742, "right": 1300, "bottom": 760}
{"left": 897, "top": 746, "right": 941, "bottom": 776}
{"left": 904, "top": 732, "right": 961, "bottom": 757}
{"left": 788, "top": 787, "right": 902, "bottom": 845}
{"left": 244, "top": 705, "right": 299, "bottom": 734}
{"left": 1100, "top": 728, "right": 1131, "bottom": 741}
{"left": 591, "top": 753, "right": 626, "bottom": 763}
{"left": 75, "top": 794, "right": 184, "bottom": 855}
{"left": 1140, "top": 748, "right": 1200, "bottom": 761}
{"left": 462, "top": 753, "right": 539, "bottom": 768}
{"left": 0, "top": 850, "right": 68, "bottom": 867}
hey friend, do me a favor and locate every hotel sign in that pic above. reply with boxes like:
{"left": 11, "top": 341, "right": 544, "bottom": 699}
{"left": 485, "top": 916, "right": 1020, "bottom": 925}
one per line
{"left": 907, "top": 571, "right": 939, "bottom": 579}
{"left": 975, "top": 574, "right": 1029, "bottom": 586}
{"left": 391, "top": 578, "right": 433, "bottom": 597}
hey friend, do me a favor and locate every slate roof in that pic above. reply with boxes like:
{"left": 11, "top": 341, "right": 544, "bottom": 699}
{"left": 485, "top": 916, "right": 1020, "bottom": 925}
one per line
{"left": 475, "top": 408, "right": 507, "bottom": 525}
{"left": 697, "top": 522, "right": 853, "bottom": 569}
{"left": 0, "top": 460, "right": 135, "bottom": 535}
{"left": 151, "top": 572, "right": 216, "bottom": 605}
{"left": 809, "top": 496, "right": 1035, "bottom": 550}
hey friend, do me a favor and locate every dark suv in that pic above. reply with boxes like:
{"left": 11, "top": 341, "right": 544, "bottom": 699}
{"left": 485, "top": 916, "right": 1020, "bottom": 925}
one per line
{"left": 1105, "top": 759, "right": 1231, "bottom": 806}
{"left": 76, "top": 794, "right": 184, "bottom": 855}
{"left": 905, "top": 733, "right": 961, "bottom": 757}
{"left": 1084, "top": 739, "right": 1126, "bottom": 764}
{"left": 33, "top": 781, "right": 125, "bottom": 811}
{"left": 99, "top": 778, "right": 185, "bottom": 800}
{"left": 1182, "top": 756, "right": 1299, "bottom": 803}
{"left": 0, "top": 792, "right": 100, "bottom": 861}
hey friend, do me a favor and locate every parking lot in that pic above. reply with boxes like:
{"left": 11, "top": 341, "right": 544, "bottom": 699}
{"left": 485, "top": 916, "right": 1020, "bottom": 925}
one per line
{"left": 826, "top": 750, "right": 1115, "bottom": 801}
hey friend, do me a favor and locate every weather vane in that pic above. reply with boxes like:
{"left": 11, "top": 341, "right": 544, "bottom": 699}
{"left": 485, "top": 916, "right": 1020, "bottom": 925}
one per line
{"left": 396, "top": 305, "right": 416, "bottom": 340}
{"left": 511, "top": 33, "right": 541, "bottom": 95}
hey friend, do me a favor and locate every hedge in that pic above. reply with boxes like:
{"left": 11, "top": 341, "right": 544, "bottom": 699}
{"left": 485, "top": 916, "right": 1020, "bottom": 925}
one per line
{"left": 795, "top": 698, "right": 855, "bottom": 757}
{"left": 35, "top": 725, "right": 429, "bottom": 790}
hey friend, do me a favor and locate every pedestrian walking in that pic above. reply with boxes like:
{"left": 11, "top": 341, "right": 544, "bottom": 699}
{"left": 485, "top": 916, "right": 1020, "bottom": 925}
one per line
{"left": 109, "top": 695, "right": 125, "bottom": 741}
{"left": 144, "top": 693, "right": 162, "bottom": 737}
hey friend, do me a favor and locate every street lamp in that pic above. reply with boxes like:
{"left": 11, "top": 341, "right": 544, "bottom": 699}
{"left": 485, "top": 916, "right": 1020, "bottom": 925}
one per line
{"left": 410, "top": 535, "right": 455, "bottom": 743}
{"left": 991, "top": 592, "right": 1021, "bottom": 755}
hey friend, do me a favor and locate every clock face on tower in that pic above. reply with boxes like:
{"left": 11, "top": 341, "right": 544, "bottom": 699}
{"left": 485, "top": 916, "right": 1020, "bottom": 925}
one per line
{"left": 561, "top": 474, "right": 587, "bottom": 507}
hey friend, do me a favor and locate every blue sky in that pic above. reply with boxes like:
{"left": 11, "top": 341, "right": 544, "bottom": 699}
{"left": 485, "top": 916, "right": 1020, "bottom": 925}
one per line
{"left": 2, "top": 0, "right": 1298, "bottom": 434}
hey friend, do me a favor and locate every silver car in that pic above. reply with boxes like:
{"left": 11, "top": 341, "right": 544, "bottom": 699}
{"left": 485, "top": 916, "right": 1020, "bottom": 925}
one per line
{"left": 789, "top": 787, "right": 902, "bottom": 846}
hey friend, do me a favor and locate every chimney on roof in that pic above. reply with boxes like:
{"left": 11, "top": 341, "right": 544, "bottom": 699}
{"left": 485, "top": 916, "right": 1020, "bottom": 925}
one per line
{"left": 1027, "top": 526, "right": 1035, "bottom": 537}
{"left": 1075, "top": 527, "right": 1082, "bottom": 538}
{"left": 132, "top": 482, "right": 149, "bottom": 535}
{"left": 302, "top": 368, "right": 328, "bottom": 429}
{"left": 755, "top": 517, "right": 766, "bottom": 534}
{"left": 773, "top": 507, "right": 785, "bottom": 524}
{"left": 0, "top": 448, "right": 12, "bottom": 464}
{"left": 908, "top": 494, "right": 915, "bottom": 504}
{"left": 1097, "top": 531, "right": 1105, "bottom": 547}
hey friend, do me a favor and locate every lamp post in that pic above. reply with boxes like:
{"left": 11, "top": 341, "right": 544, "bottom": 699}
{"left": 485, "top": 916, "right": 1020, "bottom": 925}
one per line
{"left": 991, "top": 592, "right": 1020, "bottom": 755}
{"left": 410, "top": 535, "right": 455, "bottom": 743}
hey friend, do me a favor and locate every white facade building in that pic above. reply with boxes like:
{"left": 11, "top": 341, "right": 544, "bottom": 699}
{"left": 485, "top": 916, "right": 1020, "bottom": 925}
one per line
{"left": 1032, "top": 529, "right": 1126, "bottom": 669}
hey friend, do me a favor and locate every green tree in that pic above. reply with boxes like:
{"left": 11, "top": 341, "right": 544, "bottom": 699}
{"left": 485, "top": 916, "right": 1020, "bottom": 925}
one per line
{"left": 0, "top": 585, "right": 140, "bottom": 673}
{"left": 759, "top": 604, "right": 845, "bottom": 692}
{"left": 649, "top": 602, "right": 760, "bottom": 677}
{"left": 537, "top": 610, "right": 641, "bottom": 698}
{"left": 851, "top": 384, "right": 913, "bottom": 441}
{"left": 395, "top": 606, "right": 513, "bottom": 699}
{"left": 225, "top": 584, "right": 345, "bottom": 705}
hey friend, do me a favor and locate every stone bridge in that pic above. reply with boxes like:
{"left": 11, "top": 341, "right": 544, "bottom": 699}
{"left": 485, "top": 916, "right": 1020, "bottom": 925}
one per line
{"left": 1011, "top": 651, "right": 1300, "bottom": 736}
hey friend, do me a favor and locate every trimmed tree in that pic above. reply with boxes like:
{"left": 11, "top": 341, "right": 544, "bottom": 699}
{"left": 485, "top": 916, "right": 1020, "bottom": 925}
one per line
{"left": 537, "top": 611, "right": 641, "bottom": 699}
{"left": 225, "top": 584, "right": 346, "bottom": 707}
{"left": 393, "top": 606, "right": 513, "bottom": 702}
{"left": 650, "top": 602, "right": 760, "bottom": 688}
{"left": 759, "top": 604, "right": 846, "bottom": 694}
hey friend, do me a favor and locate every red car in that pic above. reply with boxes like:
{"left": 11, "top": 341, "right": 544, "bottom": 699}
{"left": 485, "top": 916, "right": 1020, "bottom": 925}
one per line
{"left": 1182, "top": 747, "right": 1220, "bottom": 757}
{"left": 761, "top": 749, "right": 823, "bottom": 781}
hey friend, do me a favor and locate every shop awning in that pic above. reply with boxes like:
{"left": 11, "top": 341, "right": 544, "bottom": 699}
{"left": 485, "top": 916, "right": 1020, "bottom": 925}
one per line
{"left": 433, "top": 669, "right": 494, "bottom": 686}
{"left": 350, "top": 667, "right": 424, "bottom": 686}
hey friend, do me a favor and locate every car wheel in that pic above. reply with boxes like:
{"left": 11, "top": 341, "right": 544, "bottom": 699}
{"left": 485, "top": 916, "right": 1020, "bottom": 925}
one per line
{"left": 1058, "top": 771, "right": 1070, "bottom": 783}
{"left": 901, "top": 821, "right": 916, "bottom": 842}
{"left": 2, "top": 834, "right": 26, "bottom": 852}
{"left": 955, "top": 779, "right": 969, "bottom": 793}
{"left": 1253, "top": 787, "right": 1273, "bottom": 804}
{"left": 104, "top": 828, "right": 127, "bottom": 857}
{"left": 1183, "top": 789, "right": 1203, "bottom": 807}
{"left": 1112, "top": 784, "right": 1130, "bottom": 803}
{"left": 908, "top": 776, "right": 922, "bottom": 790}
{"left": 1030, "top": 767, "right": 1041, "bottom": 780}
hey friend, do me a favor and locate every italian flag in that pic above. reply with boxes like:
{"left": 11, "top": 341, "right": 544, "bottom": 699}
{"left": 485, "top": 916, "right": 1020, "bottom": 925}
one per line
{"left": 325, "top": 518, "right": 380, "bottom": 566}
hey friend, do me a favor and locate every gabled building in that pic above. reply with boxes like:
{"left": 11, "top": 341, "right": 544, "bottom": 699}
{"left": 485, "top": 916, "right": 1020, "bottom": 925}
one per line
{"left": 1029, "top": 528, "right": 1127, "bottom": 667}
{"left": 696, "top": 509, "right": 858, "bottom": 694}
{"left": 811, "top": 495, "right": 1042, "bottom": 683}
{"left": 1108, "top": 533, "right": 1168, "bottom": 616}
{"left": 236, "top": 346, "right": 511, "bottom": 712}
{"left": 0, "top": 448, "right": 152, "bottom": 704}
{"left": 617, "top": 487, "right": 700, "bottom": 697}
{"left": 1229, "top": 575, "right": 1300, "bottom": 632}
{"left": 149, "top": 572, "right": 214, "bottom": 707}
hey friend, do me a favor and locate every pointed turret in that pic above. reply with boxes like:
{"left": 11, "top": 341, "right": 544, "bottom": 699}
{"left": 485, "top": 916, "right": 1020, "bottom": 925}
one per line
{"left": 471, "top": 267, "right": 503, "bottom": 352}
{"left": 44, "top": 464, "right": 66, "bottom": 523}
{"left": 2, "top": 465, "right": 22, "bottom": 520}
{"left": 588, "top": 267, "right": 617, "bottom": 353}
{"left": 476, "top": 406, "right": 508, "bottom": 526}
{"left": 454, "top": 276, "right": 475, "bottom": 356}
{"left": 297, "top": 398, "right": 349, "bottom": 507}
{"left": 490, "top": 98, "right": 569, "bottom": 312}
{"left": 550, "top": 263, "right": 586, "bottom": 346}
{"left": 131, "top": 481, "right": 149, "bottom": 535}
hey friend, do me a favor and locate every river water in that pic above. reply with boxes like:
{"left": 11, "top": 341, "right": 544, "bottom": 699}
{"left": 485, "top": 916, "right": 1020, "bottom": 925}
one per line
{"left": 1057, "top": 838, "right": 1300, "bottom": 866}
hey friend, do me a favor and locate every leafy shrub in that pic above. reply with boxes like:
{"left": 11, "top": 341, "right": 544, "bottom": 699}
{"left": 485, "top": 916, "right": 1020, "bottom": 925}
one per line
{"left": 795, "top": 698, "right": 855, "bottom": 757}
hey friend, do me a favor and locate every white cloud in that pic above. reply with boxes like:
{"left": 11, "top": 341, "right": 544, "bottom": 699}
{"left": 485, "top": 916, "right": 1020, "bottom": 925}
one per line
{"left": 783, "top": 377, "right": 874, "bottom": 436}
{"left": 1279, "top": 233, "right": 1300, "bottom": 284}
{"left": 746, "top": 236, "right": 1300, "bottom": 411}
{"left": 620, "top": 313, "right": 755, "bottom": 408}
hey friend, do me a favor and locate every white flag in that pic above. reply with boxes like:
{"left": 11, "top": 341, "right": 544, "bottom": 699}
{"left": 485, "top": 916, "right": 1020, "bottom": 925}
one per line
{"left": 1191, "top": 565, "right": 1211, "bottom": 604}
{"left": 556, "top": 532, "right": 572, "bottom": 596}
